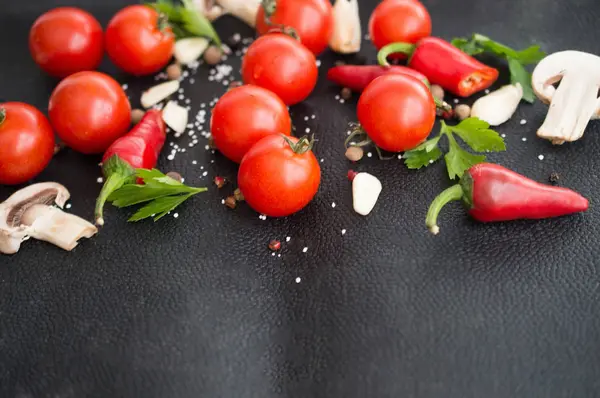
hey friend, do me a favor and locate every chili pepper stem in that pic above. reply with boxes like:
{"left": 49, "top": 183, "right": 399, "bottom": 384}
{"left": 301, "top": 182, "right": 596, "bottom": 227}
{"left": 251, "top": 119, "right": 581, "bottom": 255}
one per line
{"left": 0, "top": 108, "right": 5, "bottom": 125}
{"left": 377, "top": 43, "right": 416, "bottom": 67}
{"left": 94, "top": 155, "right": 136, "bottom": 226}
{"left": 425, "top": 184, "right": 464, "bottom": 235}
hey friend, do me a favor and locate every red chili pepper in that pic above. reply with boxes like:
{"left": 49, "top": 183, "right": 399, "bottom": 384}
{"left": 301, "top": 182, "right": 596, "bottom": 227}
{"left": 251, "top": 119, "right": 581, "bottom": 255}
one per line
{"left": 377, "top": 37, "right": 499, "bottom": 97}
{"left": 94, "top": 110, "right": 166, "bottom": 225}
{"left": 426, "top": 163, "right": 589, "bottom": 234}
{"left": 327, "top": 65, "right": 429, "bottom": 92}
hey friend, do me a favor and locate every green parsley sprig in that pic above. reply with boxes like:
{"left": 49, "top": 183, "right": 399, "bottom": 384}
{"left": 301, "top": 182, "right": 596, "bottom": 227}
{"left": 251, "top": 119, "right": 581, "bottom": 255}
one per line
{"left": 451, "top": 34, "right": 545, "bottom": 103}
{"left": 108, "top": 169, "right": 207, "bottom": 222}
{"left": 147, "top": 0, "right": 221, "bottom": 45}
{"left": 404, "top": 117, "right": 506, "bottom": 180}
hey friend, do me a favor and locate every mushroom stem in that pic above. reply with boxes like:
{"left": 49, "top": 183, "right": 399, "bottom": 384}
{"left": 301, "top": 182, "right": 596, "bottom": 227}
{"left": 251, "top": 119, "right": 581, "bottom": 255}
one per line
{"left": 21, "top": 205, "right": 97, "bottom": 251}
{"left": 329, "top": 0, "right": 361, "bottom": 54}
{"left": 537, "top": 72, "right": 600, "bottom": 144}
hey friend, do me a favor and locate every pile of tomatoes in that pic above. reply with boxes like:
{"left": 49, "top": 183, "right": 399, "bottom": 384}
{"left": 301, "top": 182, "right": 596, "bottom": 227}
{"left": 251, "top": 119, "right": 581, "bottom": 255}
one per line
{"left": 1, "top": 0, "right": 436, "bottom": 218}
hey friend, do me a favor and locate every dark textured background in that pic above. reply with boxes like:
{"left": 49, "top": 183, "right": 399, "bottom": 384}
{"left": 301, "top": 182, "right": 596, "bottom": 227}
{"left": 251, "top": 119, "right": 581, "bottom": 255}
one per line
{"left": 1, "top": 0, "right": 600, "bottom": 397}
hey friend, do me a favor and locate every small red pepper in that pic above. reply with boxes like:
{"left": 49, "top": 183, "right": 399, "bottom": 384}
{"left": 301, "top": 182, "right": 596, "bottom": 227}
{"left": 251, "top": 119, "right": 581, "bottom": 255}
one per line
{"left": 95, "top": 110, "right": 166, "bottom": 225}
{"left": 426, "top": 163, "right": 589, "bottom": 234}
{"left": 377, "top": 37, "right": 499, "bottom": 97}
{"left": 327, "top": 65, "right": 429, "bottom": 92}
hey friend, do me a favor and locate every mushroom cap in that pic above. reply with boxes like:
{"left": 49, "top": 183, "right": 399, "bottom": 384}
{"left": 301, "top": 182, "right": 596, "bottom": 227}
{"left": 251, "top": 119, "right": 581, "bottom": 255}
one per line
{"left": 532, "top": 50, "right": 600, "bottom": 119}
{"left": 0, "top": 182, "right": 70, "bottom": 254}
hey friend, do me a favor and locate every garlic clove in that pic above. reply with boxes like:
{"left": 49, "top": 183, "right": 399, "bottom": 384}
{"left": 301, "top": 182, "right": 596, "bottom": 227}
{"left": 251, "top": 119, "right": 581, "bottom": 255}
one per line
{"left": 141, "top": 80, "right": 180, "bottom": 109}
{"left": 329, "top": 0, "right": 361, "bottom": 54}
{"left": 162, "top": 101, "right": 189, "bottom": 134}
{"left": 470, "top": 83, "right": 523, "bottom": 126}
{"left": 352, "top": 172, "right": 382, "bottom": 216}
{"left": 174, "top": 37, "right": 210, "bottom": 65}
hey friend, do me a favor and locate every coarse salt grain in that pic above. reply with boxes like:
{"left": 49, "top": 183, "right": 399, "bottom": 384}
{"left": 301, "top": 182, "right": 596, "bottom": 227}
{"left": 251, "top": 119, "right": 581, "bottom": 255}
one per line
{"left": 320, "top": 159, "right": 324, "bottom": 163}
{"left": 485, "top": 89, "right": 490, "bottom": 94}
{"left": 272, "top": 252, "right": 276, "bottom": 256}
{"left": 167, "top": 155, "right": 174, "bottom": 160}
{"left": 202, "top": 171, "right": 208, "bottom": 176}
{"left": 332, "top": 202, "right": 336, "bottom": 208}
{"left": 304, "top": 116, "right": 309, "bottom": 121}
{"left": 397, "top": 154, "right": 402, "bottom": 159}
{"left": 335, "top": 95, "right": 340, "bottom": 100}
{"left": 97, "top": 177, "right": 103, "bottom": 183}
{"left": 311, "top": 115, "right": 316, "bottom": 119}
{"left": 520, "top": 119, "right": 527, "bottom": 125}
{"left": 295, "top": 277, "right": 301, "bottom": 283}
{"left": 173, "top": 213, "right": 179, "bottom": 218}
{"left": 192, "top": 160, "right": 197, "bottom": 165}
{"left": 522, "top": 137, "right": 527, "bottom": 142}
{"left": 302, "top": 247, "right": 308, "bottom": 253}
{"left": 122, "top": 84, "right": 128, "bottom": 90}
{"left": 65, "top": 203, "right": 72, "bottom": 209}
{"left": 286, "top": 237, "right": 291, "bottom": 242}
{"left": 538, "top": 155, "right": 544, "bottom": 160}
{"left": 453, "top": 99, "right": 459, "bottom": 104}
{"left": 367, "top": 152, "right": 372, "bottom": 158}
{"left": 316, "top": 60, "right": 321, "bottom": 67}
{"left": 341, "top": 229, "right": 346, "bottom": 235}
{"left": 339, "top": 99, "right": 345, "bottom": 104}
{"left": 305, "top": 127, "right": 310, "bottom": 133}
{"left": 501, "top": 134, "right": 506, "bottom": 138}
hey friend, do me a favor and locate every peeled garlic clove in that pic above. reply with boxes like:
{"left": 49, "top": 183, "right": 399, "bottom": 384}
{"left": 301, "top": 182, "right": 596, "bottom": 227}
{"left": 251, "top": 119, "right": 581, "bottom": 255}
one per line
{"left": 141, "top": 80, "right": 180, "bottom": 109}
{"left": 174, "top": 37, "right": 210, "bottom": 65}
{"left": 470, "top": 83, "right": 523, "bottom": 126}
{"left": 352, "top": 172, "right": 382, "bottom": 216}
{"left": 329, "top": 0, "right": 361, "bottom": 54}
{"left": 162, "top": 101, "right": 188, "bottom": 134}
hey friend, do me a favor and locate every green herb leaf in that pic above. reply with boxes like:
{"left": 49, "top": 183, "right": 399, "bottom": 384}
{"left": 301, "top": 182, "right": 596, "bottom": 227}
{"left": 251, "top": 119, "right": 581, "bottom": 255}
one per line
{"left": 444, "top": 135, "right": 486, "bottom": 180}
{"left": 508, "top": 58, "right": 535, "bottom": 103}
{"left": 180, "top": 0, "right": 221, "bottom": 45}
{"left": 445, "top": 118, "right": 506, "bottom": 153}
{"left": 108, "top": 168, "right": 207, "bottom": 222}
{"left": 515, "top": 45, "right": 546, "bottom": 65}
{"left": 404, "top": 146, "right": 443, "bottom": 169}
{"left": 128, "top": 192, "right": 196, "bottom": 222}
{"left": 451, "top": 37, "right": 484, "bottom": 56}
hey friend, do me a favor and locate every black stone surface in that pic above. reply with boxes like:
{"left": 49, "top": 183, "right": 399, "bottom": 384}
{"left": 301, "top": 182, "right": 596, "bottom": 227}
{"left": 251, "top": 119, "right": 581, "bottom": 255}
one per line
{"left": 1, "top": 0, "right": 600, "bottom": 397}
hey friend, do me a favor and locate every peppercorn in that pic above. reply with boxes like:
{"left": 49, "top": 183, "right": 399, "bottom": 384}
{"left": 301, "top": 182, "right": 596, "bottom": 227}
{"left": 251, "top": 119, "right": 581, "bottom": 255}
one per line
{"left": 345, "top": 146, "right": 364, "bottom": 162}
{"left": 341, "top": 87, "right": 352, "bottom": 100}
{"left": 214, "top": 176, "right": 226, "bottom": 188}
{"left": 224, "top": 196, "right": 236, "bottom": 209}
{"left": 166, "top": 63, "right": 182, "bottom": 80}
{"left": 454, "top": 104, "right": 471, "bottom": 121}
{"left": 204, "top": 45, "right": 222, "bottom": 65}
{"left": 233, "top": 188, "right": 245, "bottom": 202}
{"left": 549, "top": 172, "right": 560, "bottom": 184}
{"left": 131, "top": 109, "right": 145, "bottom": 125}
{"left": 269, "top": 240, "right": 281, "bottom": 251}
{"left": 430, "top": 84, "right": 444, "bottom": 101}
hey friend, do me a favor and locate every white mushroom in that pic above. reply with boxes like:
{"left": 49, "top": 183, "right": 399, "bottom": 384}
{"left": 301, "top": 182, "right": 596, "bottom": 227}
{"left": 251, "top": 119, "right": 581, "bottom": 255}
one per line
{"left": 174, "top": 37, "right": 210, "bottom": 65}
{"left": 0, "top": 183, "right": 97, "bottom": 255}
{"left": 195, "top": 0, "right": 261, "bottom": 27}
{"left": 470, "top": 83, "right": 523, "bottom": 126}
{"left": 532, "top": 50, "right": 600, "bottom": 144}
{"left": 329, "top": 0, "right": 361, "bottom": 54}
{"left": 352, "top": 172, "right": 382, "bottom": 216}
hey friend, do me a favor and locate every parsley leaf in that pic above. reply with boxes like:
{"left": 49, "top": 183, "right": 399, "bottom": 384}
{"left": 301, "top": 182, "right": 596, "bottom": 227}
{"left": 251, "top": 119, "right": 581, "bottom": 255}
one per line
{"left": 444, "top": 119, "right": 506, "bottom": 152}
{"left": 402, "top": 118, "right": 505, "bottom": 179}
{"left": 404, "top": 146, "right": 443, "bottom": 169}
{"left": 515, "top": 45, "right": 546, "bottom": 65}
{"left": 450, "top": 37, "right": 483, "bottom": 56}
{"left": 508, "top": 58, "right": 535, "bottom": 103}
{"left": 445, "top": 134, "right": 486, "bottom": 180}
{"left": 108, "top": 169, "right": 207, "bottom": 222}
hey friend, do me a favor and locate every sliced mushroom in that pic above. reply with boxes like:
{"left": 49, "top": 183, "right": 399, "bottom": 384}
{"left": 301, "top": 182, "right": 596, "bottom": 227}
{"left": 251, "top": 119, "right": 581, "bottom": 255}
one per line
{"left": 0, "top": 183, "right": 97, "bottom": 255}
{"left": 470, "top": 83, "right": 523, "bottom": 126}
{"left": 532, "top": 50, "right": 600, "bottom": 144}
{"left": 329, "top": 0, "right": 361, "bottom": 54}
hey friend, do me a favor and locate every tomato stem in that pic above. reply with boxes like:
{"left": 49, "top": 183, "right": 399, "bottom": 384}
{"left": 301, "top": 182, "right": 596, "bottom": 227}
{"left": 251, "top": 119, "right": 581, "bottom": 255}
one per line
{"left": 344, "top": 125, "right": 371, "bottom": 149}
{"left": 282, "top": 135, "right": 315, "bottom": 154}
{"left": 157, "top": 13, "right": 169, "bottom": 33}
{"left": 261, "top": 0, "right": 277, "bottom": 17}
{"left": 0, "top": 108, "right": 5, "bottom": 126}
{"left": 260, "top": 0, "right": 300, "bottom": 41}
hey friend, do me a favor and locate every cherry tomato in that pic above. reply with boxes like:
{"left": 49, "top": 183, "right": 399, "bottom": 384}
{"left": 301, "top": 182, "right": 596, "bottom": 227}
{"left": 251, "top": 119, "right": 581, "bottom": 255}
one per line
{"left": 48, "top": 71, "right": 131, "bottom": 154}
{"left": 0, "top": 103, "right": 55, "bottom": 185}
{"left": 211, "top": 85, "right": 291, "bottom": 163}
{"left": 357, "top": 74, "right": 436, "bottom": 152}
{"left": 29, "top": 7, "right": 103, "bottom": 78}
{"left": 242, "top": 34, "right": 318, "bottom": 106}
{"left": 369, "top": 0, "right": 431, "bottom": 50}
{"left": 238, "top": 134, "right": 321, "bottom": 217}
{"left": 255, "top": 0, "right": 333, "bottom": 55}
{"left": 105, "top": 5, "right": 174, "bottom": 76}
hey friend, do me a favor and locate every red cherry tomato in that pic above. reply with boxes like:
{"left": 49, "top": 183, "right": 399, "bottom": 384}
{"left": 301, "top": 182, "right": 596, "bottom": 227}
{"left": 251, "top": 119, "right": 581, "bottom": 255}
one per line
{"left": 0, "top": 103, "right": 55, "bottom": 185}
{"left": 238, "top": 134, "right": 321, "bottom": 217}
{"left": 255, "top": 0, "right": 333, "bottom": 55}
{"left": 105, "top": 5, "right": 174, "bottom": 76}
{"left": 48, "top": 71, "right": 131, "bottom": 154}
{"left": 369, "top": 0, "right": 431, "bottom": 50}
{"left": 211, "top": 85, "right": 292, "bottom": 163}
{"left": 29, "top": 7, "right": 103, "bottom": 78}
{"left": 357, "top": 74, "right": 436, "bottom": 152}
{"left": 242, "top": 34, "right": 318, "bottom": 105}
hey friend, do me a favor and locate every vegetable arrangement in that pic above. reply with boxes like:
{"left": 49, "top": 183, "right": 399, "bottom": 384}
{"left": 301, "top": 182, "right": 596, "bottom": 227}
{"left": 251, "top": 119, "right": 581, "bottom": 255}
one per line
{"left": 0, "top": 0, "right": 594, "bottom": 255}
